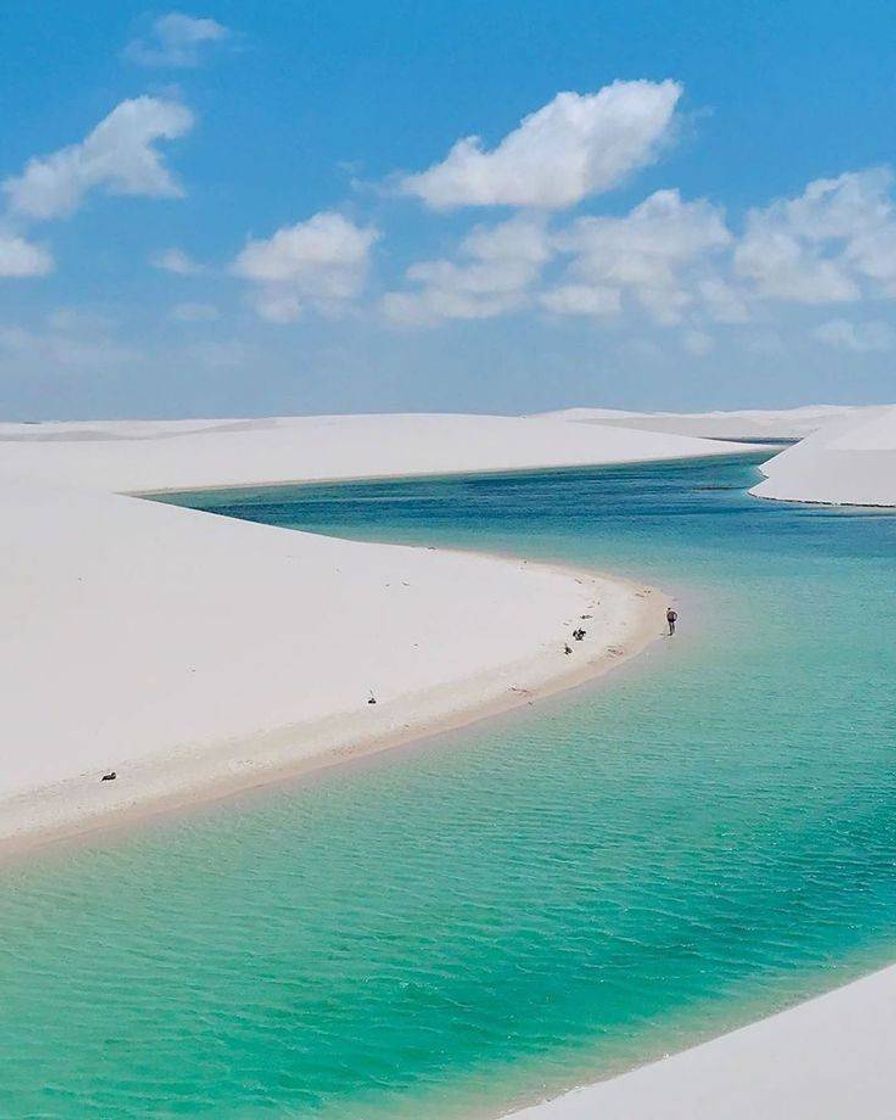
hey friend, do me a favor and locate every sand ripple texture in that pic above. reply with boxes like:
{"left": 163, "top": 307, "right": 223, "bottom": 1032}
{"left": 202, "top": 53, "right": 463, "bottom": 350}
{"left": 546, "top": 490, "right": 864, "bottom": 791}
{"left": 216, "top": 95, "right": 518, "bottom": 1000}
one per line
{"left": 2, "top": 457, "right": 895, "bottom": 1120}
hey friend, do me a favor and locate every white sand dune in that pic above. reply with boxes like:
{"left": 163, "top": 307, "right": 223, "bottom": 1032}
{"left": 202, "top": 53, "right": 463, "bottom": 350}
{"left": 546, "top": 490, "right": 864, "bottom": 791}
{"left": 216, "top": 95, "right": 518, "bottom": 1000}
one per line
{"left": 541, "top": 403, "right": 896, "bottom": 507}
{"left": 535, "top": 405, "right": 872, "bottom": 442}
{"left": 4, "top": 411, "right": 745, "bottom": 846}
{"left": 504, "top": 962, "right": 896, "bottom": 1120}
{"left": 0, "top": 412, "right": 745, "bottom": 493}
{"left": 0, "top": 472, "right": 665, "bottom": 845}
{"left": 750, "top": 404, "right": 896, "bottom": 506}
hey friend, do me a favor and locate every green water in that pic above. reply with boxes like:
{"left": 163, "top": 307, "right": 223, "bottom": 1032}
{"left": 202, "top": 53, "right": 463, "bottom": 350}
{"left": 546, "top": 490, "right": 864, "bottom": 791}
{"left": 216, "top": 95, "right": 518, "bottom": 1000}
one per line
{"left": 3, "top": 456, "right": 896, "bottom": 1119}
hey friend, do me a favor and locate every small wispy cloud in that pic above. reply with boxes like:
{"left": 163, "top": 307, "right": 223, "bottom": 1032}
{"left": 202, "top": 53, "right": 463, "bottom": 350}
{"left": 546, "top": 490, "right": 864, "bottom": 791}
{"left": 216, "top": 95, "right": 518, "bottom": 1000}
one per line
{"left": 124, "top": 12, "right": 231, "bottom": 69}
{"left": 813, "top": 317, "right": 894, "bottom": 352}
{"left": 170, "top": 301, "right": 219, "bottom": 322}
{"left": 0, "top": 309, "right": 139, "bottom": 371}
{"left": 681, "top": 328, "right": 714, "bottom": 356}
{"left": 151, "top": 247, "right": 204, "bottom": 275}
{"left": 0, "top": 233, "right": 54, "bottom": 277}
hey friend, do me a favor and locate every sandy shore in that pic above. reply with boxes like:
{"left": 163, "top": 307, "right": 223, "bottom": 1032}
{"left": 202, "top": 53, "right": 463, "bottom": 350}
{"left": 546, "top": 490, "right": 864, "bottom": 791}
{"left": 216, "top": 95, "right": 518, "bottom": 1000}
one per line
{"left": 502, "top": 961, "right": 896, "bottom": 1120}
{"left": 0, "top": 473, "right": 666, "bottom": 854}
{"left": 1, "top": 576, "right": 663, "bottom": 856}
{"left": 0, "top": 410, "right": 740, "bottom": 852}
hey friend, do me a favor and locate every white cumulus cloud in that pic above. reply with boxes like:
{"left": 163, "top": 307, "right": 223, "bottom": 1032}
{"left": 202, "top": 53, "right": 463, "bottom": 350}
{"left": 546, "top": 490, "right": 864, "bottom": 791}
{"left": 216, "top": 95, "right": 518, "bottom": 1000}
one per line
{"left": 734, "top": 169, "right": 896, "bottom": 303}
{"left": 124, "top": 12, "right": 231, "bottom": 68}
{"left": 400, "top": 80, "right": 682, "bottom": 210}
{"left": 696, "top": 276, "right": 750, "bottom": 323}
{"left": 383, "top": 216, "right": 550, "bottom": 325}
{"left": 3, "top": 97, "right": 194, "bottom": 222}
{"left": 549, "top": 189, "right": 731, "bottom": 323}
{"left": 231, "top": 211, "right": 379, "bottom": 322}
{"left": 0, "top": 234, "right": 54, "bottom": 277}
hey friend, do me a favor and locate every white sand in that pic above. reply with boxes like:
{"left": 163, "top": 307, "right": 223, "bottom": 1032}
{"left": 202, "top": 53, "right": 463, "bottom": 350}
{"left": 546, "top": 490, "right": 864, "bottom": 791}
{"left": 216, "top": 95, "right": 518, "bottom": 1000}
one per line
{"left": 3, "top": 410, "right": 737, "bottom": 847}
{"left": 0, "top": 473, "right": 666, "bottom": 845}
{"left": 535, "top": 405, "right": 872, "bottom": 442}
{"left": 750, "top": 404, "right": 896, "bottom": 506}
{"left": 0, "top": 412, "right": 745, "bottom": 493}
{"left": 504, "top": 963, "right": 896, "bottom": 1120}
{"left": 544, "top": 403, "right": 896, "bottom": 507}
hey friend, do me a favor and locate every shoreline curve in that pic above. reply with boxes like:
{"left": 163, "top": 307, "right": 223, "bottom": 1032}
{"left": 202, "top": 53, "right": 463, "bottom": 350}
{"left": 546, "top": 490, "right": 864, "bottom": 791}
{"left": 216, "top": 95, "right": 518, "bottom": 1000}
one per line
{"left": 500, "top": 959, "right": 896, "bottom": 1120}
{"left": 0, "top": 555, "right": 666, "bottom": 861}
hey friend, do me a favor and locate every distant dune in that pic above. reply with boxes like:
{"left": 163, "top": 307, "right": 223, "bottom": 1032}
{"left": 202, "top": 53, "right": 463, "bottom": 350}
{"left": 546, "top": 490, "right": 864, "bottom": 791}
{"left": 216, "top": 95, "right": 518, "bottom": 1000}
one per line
{"left": 751, "top": 405, "right": 896, "bottom": 506}
{"left": 0, "top": 412, "right": 745, "bottom": 493}
{"left": 533, "top": 404, "right": 873, "bottom": 443}
{"left": 537, "top": 405, "right": 896, "bottom": 507}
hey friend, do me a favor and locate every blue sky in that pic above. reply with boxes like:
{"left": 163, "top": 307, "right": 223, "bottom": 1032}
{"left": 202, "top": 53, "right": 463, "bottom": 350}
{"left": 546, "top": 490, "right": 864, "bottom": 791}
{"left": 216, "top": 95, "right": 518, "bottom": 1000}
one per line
{"left": 1, "top": 1, "right": 895, "bottom": 419}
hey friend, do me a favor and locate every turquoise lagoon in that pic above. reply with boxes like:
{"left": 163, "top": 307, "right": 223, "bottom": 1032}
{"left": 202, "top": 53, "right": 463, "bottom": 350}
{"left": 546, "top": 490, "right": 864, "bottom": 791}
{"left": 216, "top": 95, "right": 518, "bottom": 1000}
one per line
{"left": 2, "top": 454, "right": 896, "bottom": 1119}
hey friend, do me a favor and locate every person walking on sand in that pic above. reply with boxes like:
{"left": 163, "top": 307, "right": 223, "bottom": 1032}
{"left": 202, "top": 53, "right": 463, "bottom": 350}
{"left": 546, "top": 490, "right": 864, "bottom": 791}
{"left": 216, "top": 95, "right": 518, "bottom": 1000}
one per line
{"left": 666, "top": 606, "right": 678, "bottom": 636}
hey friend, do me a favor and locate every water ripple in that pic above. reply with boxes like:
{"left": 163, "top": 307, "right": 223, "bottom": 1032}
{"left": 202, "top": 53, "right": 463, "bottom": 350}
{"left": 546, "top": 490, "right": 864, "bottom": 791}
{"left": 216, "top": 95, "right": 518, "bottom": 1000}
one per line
{"left": 2, "top": 458, "right": 896, "bottom": 1119}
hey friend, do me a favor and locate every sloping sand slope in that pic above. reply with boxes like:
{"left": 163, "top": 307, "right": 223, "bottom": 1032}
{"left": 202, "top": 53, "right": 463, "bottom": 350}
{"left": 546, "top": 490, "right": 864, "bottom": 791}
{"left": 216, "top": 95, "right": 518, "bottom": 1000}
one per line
{"left": 750, "top": 405, "right": 896, "bottom": 505}
{"left": 1, "top": 412, "right": 747, "bottom": 844}
{"left": 505, "top": 962, "right": 896, "bottom": 1120}
{"left": 0, "top": 474, "right": 662, "bottom": 845}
